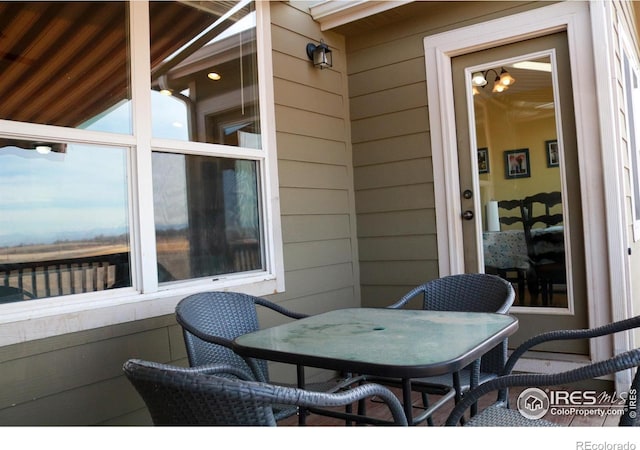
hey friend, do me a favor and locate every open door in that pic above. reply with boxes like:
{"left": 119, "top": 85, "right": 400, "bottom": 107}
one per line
{"left": 451, "top": 32, "right": 588, "bottom": 353}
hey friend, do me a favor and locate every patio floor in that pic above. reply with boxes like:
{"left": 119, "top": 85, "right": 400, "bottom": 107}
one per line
{"left": 278, "top": 383, "right": 621, "bottom": 427}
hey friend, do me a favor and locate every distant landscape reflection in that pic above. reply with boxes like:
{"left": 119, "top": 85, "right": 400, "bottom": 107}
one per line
{"left": 0, "top": 140, "right": 131, "bottom": 300}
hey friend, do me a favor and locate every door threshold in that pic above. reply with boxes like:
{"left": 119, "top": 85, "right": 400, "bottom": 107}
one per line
{"left": 511, "top": 350, "right": 607, "bottom": 377}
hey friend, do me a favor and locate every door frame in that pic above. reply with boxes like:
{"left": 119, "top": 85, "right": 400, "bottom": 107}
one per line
{"left": 423, "top": 2, "right": 626, "bottom": 368}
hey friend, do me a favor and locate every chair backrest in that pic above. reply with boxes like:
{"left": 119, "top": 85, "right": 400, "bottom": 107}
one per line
{"left": 124, "top": 359, "right": 408, "bottom": 426}
{"left": 123, "top": 359, "right": 279, "bottom": 426}
{"left": 520, "top": 191, "right": 564, "bottom": 262}
{"left": 390, "top": 273, "right": 515, "bottom": 313}
{"left": 388, "top": 274, "right": 515, "bottom": 374}
{"left": 175, "top": 291, "right": 270, "bottom": 382}
{"left": 497, "top": 198, "right": 524, "bottom": 228}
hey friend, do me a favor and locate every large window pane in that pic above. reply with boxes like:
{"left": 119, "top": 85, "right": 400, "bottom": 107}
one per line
{"left": 149, "top": 1, "right": 260, "bottom": 148}
{"left": 153, "top": 152, "right": 262, "bottom": 282}
{"left": 0, "top": 140, "right": 131, "bottom": 302}
{"left": 0, "top": 2, "right": 132, "bottom": 133}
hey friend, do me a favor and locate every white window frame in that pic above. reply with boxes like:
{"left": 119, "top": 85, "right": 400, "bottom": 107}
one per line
{"left": 620, "top": 31, "right": 640, "bottom": 243}
{"left": 0, "top": 1, "right": 284, "bottom": 346}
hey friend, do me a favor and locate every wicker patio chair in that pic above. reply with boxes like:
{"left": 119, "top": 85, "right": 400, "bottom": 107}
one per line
{"left": 123, "top": 359, "right": 408, "bottom": 426}
{"left": 175, "top": 291, "right": 360, "bottom": 420}
{"left": 378, "top": 273, "right": 515, "bottom": 424}
{"left": 445, "top": 315, "right": 640, "bottom": 426}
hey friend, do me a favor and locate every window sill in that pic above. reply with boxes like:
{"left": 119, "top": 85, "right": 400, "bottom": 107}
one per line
{"left": 0, "top": 273, "right": 280, "bottom": 346}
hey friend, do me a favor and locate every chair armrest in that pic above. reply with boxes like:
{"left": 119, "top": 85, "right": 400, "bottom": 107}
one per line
{"left": 445, "top": 347, "right": 640, "bottom": 426}
{"left": 175, "top": 316, "right": 267, "bottom": 381}
{"left": 266, "top": 382, "right": 408, "bottom": 426}
{"left": 176, "top": 314, "right": 235, "bottom": 348}
{"left": 193, "top": 364, "right": 255, "bottom": 380}
{"left": 125, "top": 359, "right": 255, "bottom": 381}
{"left": 385, "top": 285, "right": 421, "bottom": 309}
{"left": 503, "top": 315, "right": 640, "bottom": 376}
{"left": 254, "top": 297, "right": 309, "bottom": 319}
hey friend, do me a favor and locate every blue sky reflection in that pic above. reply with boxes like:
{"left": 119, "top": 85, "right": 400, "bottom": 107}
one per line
{"left": 0, "top": 144, "right": 128, "bottom": 247}
{"left": 1, "top": 92, "right": 191, "bottom": 248}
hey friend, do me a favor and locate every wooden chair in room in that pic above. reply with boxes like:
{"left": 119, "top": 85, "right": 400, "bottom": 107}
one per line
{"left": 483, "top": 198, "right": 527, "bottom": 301}
{"left": 519, "top": 191, "right": 565, "bottom": 305}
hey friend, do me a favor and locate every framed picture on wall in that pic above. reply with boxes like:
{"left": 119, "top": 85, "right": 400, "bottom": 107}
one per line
{"left": 504, "top": 148, "right": 531, "bottom": 179}
{"left": 546, "top": 139, "right": 559, "bottom": 167}
{"left": 477, "top": 148, "right": 489, "bottom": 174}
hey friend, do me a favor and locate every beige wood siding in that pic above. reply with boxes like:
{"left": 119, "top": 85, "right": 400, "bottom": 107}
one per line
{"left": 0, "top": 316, "right": 185, "bottom": 425}
{"left": 346, "top": 1, "right": 545, "bottom": 307}
{"left": 267, "top": 2, "right": 360, "bottom": 317}
{"left": 265, "top": 2, "right": 360, "bottom": 382}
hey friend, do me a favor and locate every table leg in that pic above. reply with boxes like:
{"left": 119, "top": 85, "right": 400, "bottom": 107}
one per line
{"left": 402, "top": 378, "right": 414, "bottom": 425}
{"left": 469, "top": 359, "right": 480, "bottom": 417}
{"left": 297, "top": 365, "right": 306, "bottom": 426}
{"left": 452, "top": 371, "right": 466, "bottom": 425}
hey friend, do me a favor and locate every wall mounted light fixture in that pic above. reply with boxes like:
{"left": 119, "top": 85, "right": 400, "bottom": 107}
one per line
{"left": 306, "top": 41, "right": 332, "bottom": 69}
{"left": 471, "top": 67, "right": 516, "bottom": 94}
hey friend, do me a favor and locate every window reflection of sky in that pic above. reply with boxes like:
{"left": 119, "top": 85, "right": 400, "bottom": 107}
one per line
{"left": 1, "top": 4, "right": 256, "bottom": 250}
{"left": 151, "top": 92, "right": 190, "bottom": 140}
{"left": 0, "top": 144, "right": 128, "bottom": 246}
{"left": 0, "top": 91, "right": 193, "bottom": 247}
{"left": 84, "top": 91, "right": 189, "bottom": 140}
{"left": 2, "top": 0, "right": 254, "bottom": 248}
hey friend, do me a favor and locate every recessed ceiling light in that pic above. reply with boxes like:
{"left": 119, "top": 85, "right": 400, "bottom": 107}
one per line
{"left": 207, "top": 72, "right": 221, "bottom": 81}
{"left": 35, "top": 145, "right": 52, "bottom": 154}
{"left": 511, "top": 61, "right": 552, "bottom": 72}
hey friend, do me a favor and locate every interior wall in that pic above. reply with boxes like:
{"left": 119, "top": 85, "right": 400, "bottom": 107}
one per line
{"left": 478, "top": 109, "right": 562, "bottom": 228}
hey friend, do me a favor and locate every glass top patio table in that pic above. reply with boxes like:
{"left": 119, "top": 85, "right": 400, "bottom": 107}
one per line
{"left": 233, "top": 308, "right": 518, "bottom": 424}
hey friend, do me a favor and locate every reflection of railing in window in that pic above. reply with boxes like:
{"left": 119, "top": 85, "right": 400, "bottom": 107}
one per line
{"left": 230, "top": 240, "right": 261, "bottom": 272}
{"left": 0, "top": 252, "right": 130, "bottom": 303}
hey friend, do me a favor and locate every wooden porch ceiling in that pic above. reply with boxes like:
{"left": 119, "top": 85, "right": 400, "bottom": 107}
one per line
{"left": 0, "top": 1, "right": 216, "bottom": 128}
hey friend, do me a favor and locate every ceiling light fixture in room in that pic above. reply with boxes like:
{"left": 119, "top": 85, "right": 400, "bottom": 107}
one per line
{"left": 471, "top": 67, "right": 516, "bottom": 94}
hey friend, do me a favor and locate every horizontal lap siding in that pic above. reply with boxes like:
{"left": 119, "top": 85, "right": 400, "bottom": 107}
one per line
{"left": 0, "top": 316, "right": 185, "bottom": 425}
{"left": 270, "top": 2, "right": 358, "bottom": 302}
{"left": 263, "top": 2, "right": 359, "bottom": 384}
{"left": 347, "top": 1, "right": 545, "bottom": 307}
{"left": 349, "top": 20, "right": 434, "bottom": 308}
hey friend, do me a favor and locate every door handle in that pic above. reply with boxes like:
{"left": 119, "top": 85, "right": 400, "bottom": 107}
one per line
{"left": 462, "top": 210, "right": 474, "bottom": 220}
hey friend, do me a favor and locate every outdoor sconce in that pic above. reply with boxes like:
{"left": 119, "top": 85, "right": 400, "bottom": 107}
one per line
{"left": 306, "top": 41, "right": 332, "bottom": 69}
